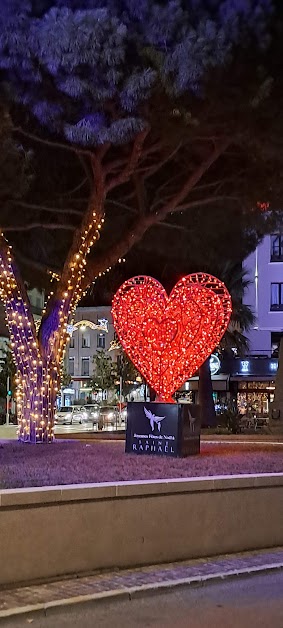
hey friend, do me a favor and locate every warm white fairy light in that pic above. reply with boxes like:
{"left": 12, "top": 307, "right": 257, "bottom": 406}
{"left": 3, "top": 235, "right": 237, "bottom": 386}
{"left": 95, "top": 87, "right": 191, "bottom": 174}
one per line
{"left": 0, "top": 207, "right": 104, "bottom": 443}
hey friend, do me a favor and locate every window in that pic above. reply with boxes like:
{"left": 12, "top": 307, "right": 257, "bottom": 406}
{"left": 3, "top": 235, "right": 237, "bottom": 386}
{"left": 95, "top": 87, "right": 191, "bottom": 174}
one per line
{"left": 97, "top": 333, "right": 106, "bottom": 349}
{"left": 68, "top": 357, "right": 74, "bottom": 376}
{"left": 271, "top": 332, "right": 283, "bottom": 357}
{"left": 81, "top": 357, "right": 90, "bottom": 376}
{"left": 271, "top": 283, "right": 283, "bottom": 311}
{"left": 81, "top": 333, "right": 90, "bottom": 348}
{"left": 270, "top": 234, "right": 283, "bottom": 262}
{"left": 69, "top": 335, "right": 75, "bottom": 348}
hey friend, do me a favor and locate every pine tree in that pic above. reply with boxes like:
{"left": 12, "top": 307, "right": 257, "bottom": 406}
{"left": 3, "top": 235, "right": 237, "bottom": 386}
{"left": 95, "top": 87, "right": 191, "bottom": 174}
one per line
{"left": 0, "top": 1, "right": 279, "bottom": 442}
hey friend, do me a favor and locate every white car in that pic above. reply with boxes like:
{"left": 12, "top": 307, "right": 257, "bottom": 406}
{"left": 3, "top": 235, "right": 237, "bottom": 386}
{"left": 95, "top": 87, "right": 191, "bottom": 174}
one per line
{"left": 55, "top": 406, "right": 88, "bottom": 425}
{"left": 55, "top": 406, "right": 74, "bottom": 425}
{"left": 72, "top": 406, "right": 88, "bottom": 424}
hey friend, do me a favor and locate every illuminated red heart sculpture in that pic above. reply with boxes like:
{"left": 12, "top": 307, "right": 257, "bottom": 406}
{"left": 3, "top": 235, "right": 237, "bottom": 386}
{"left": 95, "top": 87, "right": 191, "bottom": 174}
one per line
{"left": 112, "top": 274, "right": 232, "bottom": 402}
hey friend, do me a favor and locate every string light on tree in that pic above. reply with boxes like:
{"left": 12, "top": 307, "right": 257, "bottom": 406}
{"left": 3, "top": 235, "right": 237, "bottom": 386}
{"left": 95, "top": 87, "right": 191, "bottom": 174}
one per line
{"left": 112, "top": 274, "right": 232, "bottom": 403}
{"left": 0, "top": 205, "right": 104, "bottom": 443}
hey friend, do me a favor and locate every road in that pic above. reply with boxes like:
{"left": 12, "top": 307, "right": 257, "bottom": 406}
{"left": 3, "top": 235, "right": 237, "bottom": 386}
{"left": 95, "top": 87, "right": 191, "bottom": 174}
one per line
{"left": 2, "top": 571, "right": 283, "bottom": 628}
{"left": 54, "top": 423, "right": 125, "bottom": 435}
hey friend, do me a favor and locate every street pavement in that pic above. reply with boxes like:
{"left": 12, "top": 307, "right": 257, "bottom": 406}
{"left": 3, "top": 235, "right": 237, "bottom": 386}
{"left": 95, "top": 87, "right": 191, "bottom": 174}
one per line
{"left": 1, "top": 571, "right": 283, "bottom": 628}
{"left": 0, "top": 423, "right": 282, "bottom": 441}
{"left": 0, "top": 548, "right": 282, "bottom": 624}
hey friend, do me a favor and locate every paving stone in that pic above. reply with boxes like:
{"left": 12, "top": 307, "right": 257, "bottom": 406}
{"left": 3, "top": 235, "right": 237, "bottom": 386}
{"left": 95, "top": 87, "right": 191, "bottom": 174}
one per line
{"left": 0, "top": 547, "right": 282, "bottom": 615}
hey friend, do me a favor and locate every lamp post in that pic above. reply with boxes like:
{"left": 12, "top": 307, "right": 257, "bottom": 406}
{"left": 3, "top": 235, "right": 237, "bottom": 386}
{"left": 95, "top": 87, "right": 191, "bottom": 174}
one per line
{"left": 119, "top": 375, "right": 123, "bottom": 425}
{"left": 6, "top": 374, "right": 10, "bottom": 426}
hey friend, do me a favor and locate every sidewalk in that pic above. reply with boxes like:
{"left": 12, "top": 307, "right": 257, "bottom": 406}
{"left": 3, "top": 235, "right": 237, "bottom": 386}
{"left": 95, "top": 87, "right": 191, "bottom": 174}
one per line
{"left": 1, "top": 424, "right": 282, "bottom": 443}
{"left": 0, "top": 547, "right": 282, "bottom": 621}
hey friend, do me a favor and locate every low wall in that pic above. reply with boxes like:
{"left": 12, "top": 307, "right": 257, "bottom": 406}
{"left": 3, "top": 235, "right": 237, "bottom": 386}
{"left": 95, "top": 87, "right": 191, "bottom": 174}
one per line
{"left": 0, "top": 425, "right": 17, "bottom": 440}
{"left": 0, "top": 474, "right": 282, "bottom": 587}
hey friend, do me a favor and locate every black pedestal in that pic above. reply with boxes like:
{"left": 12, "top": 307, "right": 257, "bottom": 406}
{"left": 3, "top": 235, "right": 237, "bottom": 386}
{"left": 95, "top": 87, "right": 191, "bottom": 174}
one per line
{"left": 125, "top": 402, "right": 201, "bottom": 457}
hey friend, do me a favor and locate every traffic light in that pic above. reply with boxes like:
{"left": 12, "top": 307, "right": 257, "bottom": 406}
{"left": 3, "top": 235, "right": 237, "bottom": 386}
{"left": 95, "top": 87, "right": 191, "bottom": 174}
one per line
{"left": 7, "top": 390, "right": 12, "bottom": 397}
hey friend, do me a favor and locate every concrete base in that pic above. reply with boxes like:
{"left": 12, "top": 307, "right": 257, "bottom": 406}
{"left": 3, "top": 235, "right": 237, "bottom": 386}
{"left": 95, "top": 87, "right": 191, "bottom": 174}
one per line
{"left": 0, "top": 425, "right": 17, "bottom": 440}
{"left": 0, "top": 474, "right": 282, "bottom": 587}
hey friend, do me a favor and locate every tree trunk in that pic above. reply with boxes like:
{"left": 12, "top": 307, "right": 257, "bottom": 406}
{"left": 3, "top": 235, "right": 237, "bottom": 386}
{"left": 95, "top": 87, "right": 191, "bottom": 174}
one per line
{"left": 0, "top": 182, "right": 105, "bottom": 442}
{"left": 16, "top": 359, "right": 59, "bottom": 443}
{"left": 198, "top": 357, "right": 217, "bottom": 427}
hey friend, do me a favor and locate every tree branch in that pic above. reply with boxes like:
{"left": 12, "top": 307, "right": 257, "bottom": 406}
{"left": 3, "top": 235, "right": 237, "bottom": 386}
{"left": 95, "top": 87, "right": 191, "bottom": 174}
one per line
{"left": 105, "top": 128, "right": 149, "bottom": 193}
{"left": 3, "top": 223, "right": 75, "bottom": 232}
{"left": 105, "top": 199, "right": 138, "bottom": 214}
{"left": 172, "top": 195, "right": 240, "bottom": 214}
{"left": 0, "top": 233, "right": 38, "bottom": 348}
{"left": 8, "top": 200, "right": 83, "bottom": 216}
{"left": 14, "top": 127, "right": 93, "bottom": 157}
{"left": 13, "top": 248, "right": 60, "bottom": 275}
{"left": 82, "top": 139, "right": 230, "bottom": 290}
{"left": 134, "top": 174, "right": 146, "bottom": 215}
{"left": 154, "top": 139, "right": 231, "bottom": 222}
{"left": 142, "top": 143, "right": 182, "bottom": 181}
{"left": 39, "top": 155, "right": 106, "bottom": 357}
{"left": 59, "top": 177, "right": 88, "bottom": 198}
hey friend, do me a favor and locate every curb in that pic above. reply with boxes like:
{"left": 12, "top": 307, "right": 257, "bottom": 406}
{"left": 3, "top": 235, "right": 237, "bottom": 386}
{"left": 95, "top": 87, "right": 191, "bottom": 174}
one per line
{"left": 1, "top": 561, "right": 283, "bottom": 622}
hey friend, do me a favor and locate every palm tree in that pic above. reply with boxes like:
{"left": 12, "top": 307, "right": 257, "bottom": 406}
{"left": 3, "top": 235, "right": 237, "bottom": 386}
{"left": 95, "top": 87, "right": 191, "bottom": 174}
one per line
{"left": 198, "top": 263, "right": 255, "bottom": 427}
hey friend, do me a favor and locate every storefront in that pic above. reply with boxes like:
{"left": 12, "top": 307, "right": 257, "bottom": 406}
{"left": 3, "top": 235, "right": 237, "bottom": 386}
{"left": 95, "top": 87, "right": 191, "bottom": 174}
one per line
{"left": 182, "top": 374, "right": 230, "bottom": 407}
{"left": 232, "top": 379, "right": 275, "bottom": 416}
{"left": 222, "top": 357, "right": 278, "bottom": 417}
{"left": 183, "top": 357, "right": 278, "bottom": 417}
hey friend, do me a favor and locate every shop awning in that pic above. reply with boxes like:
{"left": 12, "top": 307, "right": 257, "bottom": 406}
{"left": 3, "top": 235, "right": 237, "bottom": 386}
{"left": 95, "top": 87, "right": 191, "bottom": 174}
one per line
{"left": 230, "top": 376, "right": 276, "bottom": 382}
{"left": 185, "top": 375, "right": 230, "bottom": 391}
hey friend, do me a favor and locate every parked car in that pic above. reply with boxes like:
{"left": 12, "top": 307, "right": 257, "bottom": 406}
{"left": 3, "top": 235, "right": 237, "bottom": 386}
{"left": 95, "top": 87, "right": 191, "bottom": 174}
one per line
{"left": 55, "top": 406, "right": 88, "bottom": 425}
{"left": 97, "top": 406, "right": 119, "bottom": 429}
{"left": 84, "top": 405, "right": 100, "bottom": 424}
{"left": 72, "top": 406, "right": 88, "bottom": 424}
{"left": 55, "top": 406, "right": 74, "bottom": 425}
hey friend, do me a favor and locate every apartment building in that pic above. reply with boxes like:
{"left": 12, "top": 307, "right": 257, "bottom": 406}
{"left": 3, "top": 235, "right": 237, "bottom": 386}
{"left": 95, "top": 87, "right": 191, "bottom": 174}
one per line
{"left": 64, "top": 306, "right": 119, "bottom": 405}
{"left": 243, "top": 233, "right": 283, "bottom": 357}
{"left": 237, "top": 232, "right": 283, "bottom": 416}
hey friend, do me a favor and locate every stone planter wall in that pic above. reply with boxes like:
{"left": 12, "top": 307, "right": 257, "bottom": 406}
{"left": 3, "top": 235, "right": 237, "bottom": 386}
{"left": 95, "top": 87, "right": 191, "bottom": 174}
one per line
{"left": 0, "top": 474, "right": 282, "bottom": 586}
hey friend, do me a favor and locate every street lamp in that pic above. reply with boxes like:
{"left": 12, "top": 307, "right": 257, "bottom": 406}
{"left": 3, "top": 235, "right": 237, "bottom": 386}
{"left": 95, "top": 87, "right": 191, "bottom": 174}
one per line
{"left": 6, "top": 375, "right": 11, "bottom": 426}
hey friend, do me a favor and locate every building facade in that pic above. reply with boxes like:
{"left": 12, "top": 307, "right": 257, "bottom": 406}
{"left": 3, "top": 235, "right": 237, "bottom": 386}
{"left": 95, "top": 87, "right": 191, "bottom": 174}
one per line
{"left": 240, "top": 232, "right": 283, "bottom": 417}
{"left": 243, "top": 233, "right": 283, "bottom": 358}
{"left": 64, "top": 306, "right": 119, "bottom": 405}
{"left": 183, "top": 233, "right": 283, "bottom": 417}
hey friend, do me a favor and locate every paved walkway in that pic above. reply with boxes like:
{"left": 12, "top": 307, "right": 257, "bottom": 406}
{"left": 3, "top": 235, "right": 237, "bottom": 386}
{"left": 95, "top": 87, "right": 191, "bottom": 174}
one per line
{"left": 0, "top": 548, "right": 282, "bottom": 620}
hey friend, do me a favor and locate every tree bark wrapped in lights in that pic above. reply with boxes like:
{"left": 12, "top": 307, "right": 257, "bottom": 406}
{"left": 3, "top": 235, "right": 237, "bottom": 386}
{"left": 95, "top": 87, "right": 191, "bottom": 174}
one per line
{"left": 0, "top": 0, "right": 279, "bottom": 442}
{"left": 0, "top": 178, "right": 105, "bottom": 442}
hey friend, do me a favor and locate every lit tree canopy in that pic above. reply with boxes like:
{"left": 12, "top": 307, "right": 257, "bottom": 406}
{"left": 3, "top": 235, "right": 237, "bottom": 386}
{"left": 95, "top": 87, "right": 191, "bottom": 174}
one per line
{"left": 1, "top": 0, "right": 282, "bottom": 281}
{"left": 0, "top": 0, "right": 282, "bottom": 442}
{"left": 0, "top": 1, "right": 282, "bottom": 285}
{"left": 1, "top": 0, "right": 273, "bottom": 142}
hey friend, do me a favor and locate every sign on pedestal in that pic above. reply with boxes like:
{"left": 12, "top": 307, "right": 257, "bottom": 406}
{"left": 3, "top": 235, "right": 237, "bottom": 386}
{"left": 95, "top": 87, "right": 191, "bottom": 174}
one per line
{"left": 126, "top": 402, "right": 201, "bottom": 457}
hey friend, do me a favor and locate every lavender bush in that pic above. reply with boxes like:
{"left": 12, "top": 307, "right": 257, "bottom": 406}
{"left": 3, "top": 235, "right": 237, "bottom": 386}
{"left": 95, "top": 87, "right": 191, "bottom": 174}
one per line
{"left": 0, "top": 440, "right": 282, "bottom": 489}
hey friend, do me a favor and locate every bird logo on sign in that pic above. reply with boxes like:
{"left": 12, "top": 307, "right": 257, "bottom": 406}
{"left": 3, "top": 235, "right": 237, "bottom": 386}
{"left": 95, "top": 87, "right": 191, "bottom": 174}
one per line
{"left": 144, "top": 407, "right": 165, "bottom": 432}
